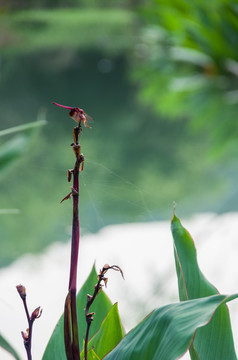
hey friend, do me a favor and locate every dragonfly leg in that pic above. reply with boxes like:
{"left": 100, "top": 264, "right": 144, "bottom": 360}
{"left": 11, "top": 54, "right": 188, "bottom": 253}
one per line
{"left": 82, "top": 118, "right": 91, "bottom": 128}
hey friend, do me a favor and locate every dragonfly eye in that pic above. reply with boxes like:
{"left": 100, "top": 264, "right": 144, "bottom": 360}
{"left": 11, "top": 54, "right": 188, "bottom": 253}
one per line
{"left": 69, "top": 109, "right": 76, "bottom": 117}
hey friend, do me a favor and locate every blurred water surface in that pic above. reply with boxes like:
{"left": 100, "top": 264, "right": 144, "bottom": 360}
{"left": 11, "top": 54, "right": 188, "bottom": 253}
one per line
{"left": 1, "top": 3, "right": 238, "bottom": 266}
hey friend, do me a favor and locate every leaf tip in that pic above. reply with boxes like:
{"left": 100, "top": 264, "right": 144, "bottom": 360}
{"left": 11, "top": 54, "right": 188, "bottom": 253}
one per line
{"left": 171, "top": 201, "right": 179, "bottom": 223}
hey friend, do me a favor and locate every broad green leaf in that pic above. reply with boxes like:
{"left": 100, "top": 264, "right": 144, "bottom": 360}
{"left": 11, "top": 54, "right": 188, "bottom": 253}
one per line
{"left": 171, "top": 214, "right": 237, "bottom": 359}
{"left": 171, "top": 214, "right": 218, "bottom": 300}
{"left": 84, "top": 349, "right": 101, "bottom": 360}
{"left": 81, "top": 303, "right": 124, "bottom": 359}
{"left": 0, "top": 333, "right": 21, "bottom": 360}
{"left": 42, "top": 265, "right": 112, "bottom": 360}
{"left": 104, "top": 294, "right": 238, "bottom": 360}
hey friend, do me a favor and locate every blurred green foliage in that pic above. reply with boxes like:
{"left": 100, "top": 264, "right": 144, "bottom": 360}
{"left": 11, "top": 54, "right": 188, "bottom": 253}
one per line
{"left": 0, "top": 0, "right": 143, "bottom": 11}
{"left": 0, "top": 8, "right": 135, "bottom": 55}
{"left": 0, "top": 120, "right": 46, "bottom": 177}
{"left": 134, "top": 0, "right": 238, "bottom": 149}
{"left": 1, "top": 1, "right": 238, "bottom": 266}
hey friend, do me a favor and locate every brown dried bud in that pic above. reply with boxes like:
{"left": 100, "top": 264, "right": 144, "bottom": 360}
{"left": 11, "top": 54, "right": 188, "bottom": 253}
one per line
{"left": 67, "top": 169, "right": 73, "bottom": 182}
{"left": 86, "top": 312, "right": 95, "bottom": 323}
{"left": 87, "top": 294, "right": 93, "bottom": 302}
{"left": 88, "top": 312, "right": 95, "bottom": 317}
{"left": 102, "top": 277, "right": 108, "bottom": 287}
{"left": 16, "top": 284, "right": 26, "bottom": 299}
{"left": 79, "top": 164, "right": 84, "bottom": 172}
{"left": 21, "top": 329, "right": 29, "bottom": 341}
{"left": 79, "top": 154, "right": 85, "bottom": 163}
{"left": 31, "top": 306, "right": 42, "bottom": 320}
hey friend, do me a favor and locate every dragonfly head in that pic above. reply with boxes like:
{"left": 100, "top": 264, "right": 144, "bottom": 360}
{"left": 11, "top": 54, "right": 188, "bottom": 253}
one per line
{"left": 69, "top": 108, "right": 85, "bottom": 123}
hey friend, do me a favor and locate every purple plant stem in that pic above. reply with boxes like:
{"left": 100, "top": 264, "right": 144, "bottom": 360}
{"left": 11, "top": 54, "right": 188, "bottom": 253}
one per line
{"left": 69, "top": 163, "right": 79, "bottom": 291}
{"left": 68, "top": 126, "right": 81, "bottom": 359}
{"left": 22, "top": 297, "right": 32, "bottom": 360}
{"left": 23, "top": 301, "right": 33, "bottom": 360}
{"left": 16, "top": 285, "right": 42, "bottom": 360}
{"left": 70, "top": 164, "right": 80, "bottom": 358}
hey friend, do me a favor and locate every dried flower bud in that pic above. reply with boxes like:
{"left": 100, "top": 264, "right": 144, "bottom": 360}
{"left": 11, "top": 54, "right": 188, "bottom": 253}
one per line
{"left": 86, "top": 312, "right": 95, "bottom": 323}
{"left": 87, "top": 294, "right": 93, "bottom": 302}
{"left": 67, "top": 169, "right": 73, "bottom": 182}
{"left": 31, "top": 306, "right": 42, "bottom": 321}
{"left": 88, "top": 312, "right": 95, "bottom": 317}
{"left": 79, "top": 154, "right": 85, "bottom": 163}
{"left": 16, "top": 284, "right": 26, "bottom": 299}
{"left": 21, "top": 329, "right": 29, "bottom": 341}
{"left": 102, "top": 277, "right": 108, "bottom": 287}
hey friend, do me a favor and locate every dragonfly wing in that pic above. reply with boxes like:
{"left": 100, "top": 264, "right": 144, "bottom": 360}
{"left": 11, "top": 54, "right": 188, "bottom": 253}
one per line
{"left": 85, "top": 113, "right": 94, "bottom": 124}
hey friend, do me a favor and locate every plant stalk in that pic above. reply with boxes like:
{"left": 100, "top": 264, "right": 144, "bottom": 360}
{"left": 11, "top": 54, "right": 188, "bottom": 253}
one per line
{"left": 84, "top": 265, "right": 124, "bottom": 360}
{"left": 64, "top": 125, "right": 83, "bottom": 360}
{"left": 16, "top": 285, "right": 42, "bottom": 360}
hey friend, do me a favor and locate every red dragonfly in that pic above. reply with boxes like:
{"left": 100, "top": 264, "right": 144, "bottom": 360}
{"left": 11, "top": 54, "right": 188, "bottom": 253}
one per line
{"left": 52, "top": 102, "right": 94, "bottom": 128}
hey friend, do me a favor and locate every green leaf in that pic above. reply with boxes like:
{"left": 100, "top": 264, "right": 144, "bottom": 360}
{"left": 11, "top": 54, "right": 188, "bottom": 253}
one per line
{"left": 135, "top": 1, "right": 238, "bottom": 150}
{"left": 0, "top": 333, "right": 21, "bottom": 360}
{"left": 104, "top": 294, "right": 238, "bottom": 360}
{"left": 171, "top": 214, "right": 237, "bottom": 359}
{"left": 171, "top": 214, "right": 218, "bottom": 300}
{"left": 81, "top": 303, "right": 124, "bottom": 359}
{"left": 0, "top": 119, "right": 47, "bottom": 137}
{"left": 84, "top": 349, "right": 101, "bottom": 360}
{"left": 42, "top": 265, "right": 112, "bottom": 360}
